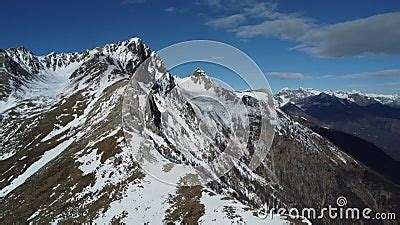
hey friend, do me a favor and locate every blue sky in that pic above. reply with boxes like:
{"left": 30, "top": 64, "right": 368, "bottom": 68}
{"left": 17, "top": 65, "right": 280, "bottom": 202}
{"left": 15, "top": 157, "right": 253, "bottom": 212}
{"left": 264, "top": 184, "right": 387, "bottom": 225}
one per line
{"left": 1, "top": 0, "right": 400, "bottom": 93}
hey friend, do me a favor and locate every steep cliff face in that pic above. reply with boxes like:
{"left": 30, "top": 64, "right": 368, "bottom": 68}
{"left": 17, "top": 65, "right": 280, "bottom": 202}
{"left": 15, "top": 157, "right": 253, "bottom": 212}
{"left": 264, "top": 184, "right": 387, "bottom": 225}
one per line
{"left": 0, "top": 38, "right": 398, "bottom": 224}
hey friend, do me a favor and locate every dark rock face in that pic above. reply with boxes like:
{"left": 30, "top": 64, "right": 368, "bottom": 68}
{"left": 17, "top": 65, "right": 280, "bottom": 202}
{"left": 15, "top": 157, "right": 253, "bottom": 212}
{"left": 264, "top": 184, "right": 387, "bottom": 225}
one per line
{"left": 147, "top": 93, "right": 162, "bottom": 133}
{"left": 151, "top": 72, "right": 176, "bottom": 94}
{"left": 242, "top": 95, "right": 262, "bottom": 155}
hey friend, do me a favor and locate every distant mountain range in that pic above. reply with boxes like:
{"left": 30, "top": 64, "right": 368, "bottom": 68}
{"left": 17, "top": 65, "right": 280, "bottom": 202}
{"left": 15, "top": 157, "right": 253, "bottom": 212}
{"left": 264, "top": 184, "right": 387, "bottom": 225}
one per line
{"left": 0, "top": 38, "right": 399, "bottom": 224}
{"left": 276, "top": 87, "right": 400, "bottom": 109}
{"left": 276, "top": 87, "right": 400, "bottom": 161}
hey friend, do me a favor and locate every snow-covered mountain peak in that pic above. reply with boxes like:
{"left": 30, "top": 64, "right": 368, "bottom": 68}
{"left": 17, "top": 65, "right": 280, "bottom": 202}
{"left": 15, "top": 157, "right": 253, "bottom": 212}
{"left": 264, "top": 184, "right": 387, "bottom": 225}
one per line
{"left": 2, "top": 37, "right": 148, "bottom": 75}
{"left": 192, "top": 67, "right": 207, "bottom": 77}
{"left": 0, "top": 37, "right": 151, "bottom": 112}
{"left": 275, "top": 87, "right": 321, "bottom": 106}
{"left": 276, "top": 87, "right": 320, "bottom": 97}
{"left": 175, "top": 70, "right": 221, "bottom": 96}
{"left": 3, "top": 47, "right": 44, "bottom": 74}
{"left": 5, "top": 46, "right": 32, "bottom": 56}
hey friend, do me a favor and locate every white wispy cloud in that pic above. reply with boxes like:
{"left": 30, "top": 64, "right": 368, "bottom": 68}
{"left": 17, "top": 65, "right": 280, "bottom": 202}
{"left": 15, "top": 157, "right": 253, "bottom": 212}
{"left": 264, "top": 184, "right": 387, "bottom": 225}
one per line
{"left": 266, "top": 69, "right": 400, "bottom": 80}
{"left": 165, "top": 7, "right": 175, "bottom": 13}
{"left": 338, "top": 69, "right": 400, "bottom": 79}
{"left": 165, "top": 7, "right": 187, "bottom": 14}
{"left": 201, "top": 1, "right": 400, "bottom": 57}
{"left": 196, "top": 0, "right": 222, "bottom": 7}
{"left": 267, "top": 72, "right": 309, "bottom": 80}
{"left": 243, "top": 2, "right": 280, "bottom": 19}
{"left": 383, "top": 82, "right": 400, "bottom": 87}
{"left": 297, "top": 13, "right": 400, "bottom": 57}
{"left": 235, "top": 17, "right": 313, "bottom": 40}
{"left": 206, "top": 14, "right": 247, "bottom": 28}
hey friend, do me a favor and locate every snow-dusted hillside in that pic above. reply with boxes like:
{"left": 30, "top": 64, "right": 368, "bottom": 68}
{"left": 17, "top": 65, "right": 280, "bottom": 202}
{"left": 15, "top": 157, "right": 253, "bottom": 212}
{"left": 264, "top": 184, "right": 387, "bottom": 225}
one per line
{"left": 0, "top": 38, "right": 294, "bottom": 224}
{"left": 0, "top": 39, "right": 399, "bottom": 224}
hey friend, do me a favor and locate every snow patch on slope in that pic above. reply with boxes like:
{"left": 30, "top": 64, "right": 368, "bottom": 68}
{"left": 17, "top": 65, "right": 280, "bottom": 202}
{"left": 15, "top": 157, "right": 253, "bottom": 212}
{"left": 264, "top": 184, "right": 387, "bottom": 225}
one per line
{"left": 0, "top": 138, "right": 74, "bottom": 197}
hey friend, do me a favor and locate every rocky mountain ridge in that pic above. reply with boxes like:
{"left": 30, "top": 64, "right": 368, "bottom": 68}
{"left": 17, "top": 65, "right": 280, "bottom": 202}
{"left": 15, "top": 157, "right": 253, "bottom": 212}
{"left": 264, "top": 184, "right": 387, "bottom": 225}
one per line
{"left": 0, "top": 38, "right": 399, "bottom": 224}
